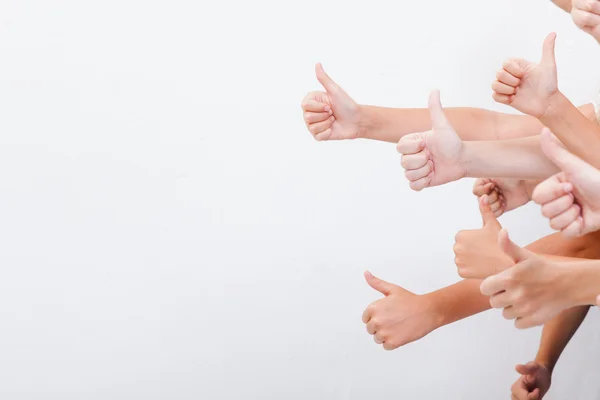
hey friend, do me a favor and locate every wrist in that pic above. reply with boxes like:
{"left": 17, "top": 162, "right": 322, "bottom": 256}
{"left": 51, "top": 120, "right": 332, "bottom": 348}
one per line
{"left": 539, "top": 91, "right": 568, "bottom": 124}
{"left": 420, "top": 292, "right": 446, "bottom": 330}
{"left": 533, "top": 356, "right": 555, "bottom": 375}
{"left": 458, "top": 141, "right": 477, "bottom": 178}
{"left": 356, "top": 105, "right": 374, "bottom": 139}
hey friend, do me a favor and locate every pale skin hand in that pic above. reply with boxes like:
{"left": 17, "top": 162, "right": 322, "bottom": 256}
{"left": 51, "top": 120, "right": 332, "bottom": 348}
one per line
{"left": 300, "top": 63, "right": 364, "bottom": 141}
{"left": 492, "top": 33, "right": 558, "bottom": 119}
{"left": 533, "top": 129, "right": 600, "bottom": 237}
{"left": 361, "top": 271, "right": 441, "bottom": 350}
{"left": 511, "top": 362, "right": 552, "bottom": 400}
{"left": 453, "top": 195, "right": 513, "bottom": 279}
{"left": 473, "top": 178, "right": 534, "bottom": 217}
{"left": 396, "top": 90, "right": 466, "bottom": 191}
{"left": 480, "top": 230, "right": 589, "bottom": 329}
{"left": 571, "top": 0, "right": 600, "bottom": 43}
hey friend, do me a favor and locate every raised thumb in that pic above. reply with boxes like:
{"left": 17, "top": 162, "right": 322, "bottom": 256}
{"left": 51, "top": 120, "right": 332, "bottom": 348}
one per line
{"left": 540, "top": 128, "right": 587, "bottom": 175}
{"left": 315, "top": 63, "right": 343, "bottom": 95}
{"left": 428, "top": 89, "right": 451, "bottom": 131}
{"left": 515, "top": 362, "right": 541, "bottom": 376}
{"left": 498, "top": 229, "right": 529, "bottom": 263}
{"left": 541, "top": 32, "right": 557, "bottom": 67}
{"left": 479, "top": 194, "right": 500, "bottom": 227}
{"left": 364, "top": 271, "right": 394, "bottom": 296}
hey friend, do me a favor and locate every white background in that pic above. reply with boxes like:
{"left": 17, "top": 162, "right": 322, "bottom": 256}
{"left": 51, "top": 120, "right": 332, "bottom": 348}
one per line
{"left": 0, "top": 0, "right": 599, "bottom": 399}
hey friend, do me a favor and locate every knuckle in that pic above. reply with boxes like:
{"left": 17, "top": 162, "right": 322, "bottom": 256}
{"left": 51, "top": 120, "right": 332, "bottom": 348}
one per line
{"left": 400, "top": 156, "right": 409, "bottom": 169}
{"left": 549, "top": 219, "right": 562, "bottom": 231}
{"left": 367, "top": 304, "right": 377, "bottom": 315}
{"left": 452, "top": 243, "right": 461, "bottom": 255}
{"left": 371, "top": 319, "right": 381, "bottom": 329}
{"left": 454, "top": 231, "right": 464, "bottom": 243}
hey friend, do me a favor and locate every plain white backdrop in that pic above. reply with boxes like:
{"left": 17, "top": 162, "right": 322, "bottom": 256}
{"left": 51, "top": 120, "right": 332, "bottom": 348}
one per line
{"left": 0, "top": 0, "right": 599, "bottom": 399}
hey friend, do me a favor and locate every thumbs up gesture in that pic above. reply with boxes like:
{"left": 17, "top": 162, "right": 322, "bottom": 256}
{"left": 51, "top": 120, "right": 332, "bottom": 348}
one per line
{"left": 361, "top": 272, "right": 441, "bottom": 350}
{"left": 492, "top": 33, "right": 558, "bottom": 118}
{"left": 453, "top": 195, "right": 513, "bottom": 279}
{"left": 480, "top": 230, "right": 577, "bottom": 329}
{"left": 396, "top": 90, "right": 466, "bottom": 191}
{"left": 300, "top": 63, "right": 364, "bottom": 141}
{"left": 532, "top": 129, "right": 600, "bottom": 237}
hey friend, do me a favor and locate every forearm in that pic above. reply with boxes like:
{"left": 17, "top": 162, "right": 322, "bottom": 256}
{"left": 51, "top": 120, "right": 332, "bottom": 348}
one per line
{"left": 428, "top": 231, "right": 600, "bottom": 329}
{"left": 551, "top": 0, "right": 572, "bottom": 12}
{"left": 461, "top": 136, "right": 558, "bottom": 179}
{"left": 535, "top": 305, "right": 589, "bottom": 374}
{"left": 358, "top": 105, "right": 541, "bottom": 143}
{"left": 428, "top": 279, "right": 490, "bottom": 327}
{"left": 540, "top": 94, "right": 600, "bottom": 168}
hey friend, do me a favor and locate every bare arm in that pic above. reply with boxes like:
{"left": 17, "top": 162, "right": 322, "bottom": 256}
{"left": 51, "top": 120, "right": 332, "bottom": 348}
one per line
{"left": 535, "top": 305, "right": 589, "bottom": 374}
{"left": 359, "top": 106, "right": 543, "bottom": 143}
{"left": 552, "top": 0, "right": 572, "bottom": 12}
{"left": 541, "top": 93, "right": 600, "bottom": 169}
{"left": 461, "top": 136, "right": 559, "bottom": 179}
{"left": 430, "top": 230, "right": 600, "bottom": 327}
{"left": 359, "top": 103, "right": 594, "bottom": 144}
{"left": 453, "top": 103, "right": 596, "bottom": 180}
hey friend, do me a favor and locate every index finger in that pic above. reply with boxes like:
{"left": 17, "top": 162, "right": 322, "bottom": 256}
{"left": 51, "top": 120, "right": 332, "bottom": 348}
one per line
{"left": 397, "top": 133, "right": 425, "bottom": 154}
{"left": 361, "top": 307, "right": 371, "bottom": 324}
{"left": 301, "top": 98, "right": 331, "bottom": 113}
{"left": 531, "top": 175, "right": 572, "bottom": 205}
{"left": 480, "top": 273, "right": 508, "bottom": 296}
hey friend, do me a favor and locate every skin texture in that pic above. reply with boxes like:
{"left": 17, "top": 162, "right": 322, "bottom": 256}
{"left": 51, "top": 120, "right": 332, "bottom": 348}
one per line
{"left": 491, "top": 33, "right": 558, "bottom": 119}
{"left": 303, "top": 4, "right": 600, "bottom": 393}
{"left": 361, "top": 227, "right": 600, "bottom": 350}
{"left": 491, "top": 30, "right": 600, "bottom": 170}
{"left": 570, "top": 0, "right": 600, "bottom": 43}
{"left": 301, "top": 64, "right": 595, "bottom": 145}
{"left": 480, "top": 230, "right": 600, "bottom": 329}
{"left": 472, "top": 178, "right": 538, "bottom": 218}
{"left": 453, "top": 195, "right": 512, "bottom": 279}
{"left": 532, "top": 130, "right": 600, "bottom": 237}
{"left": 511, "top": 305, "right": 589, "bottom": 399}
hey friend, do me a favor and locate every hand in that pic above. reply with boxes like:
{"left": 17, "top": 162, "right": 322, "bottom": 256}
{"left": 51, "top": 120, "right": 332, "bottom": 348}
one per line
{"left": 571, "top": 0, "right": 600, "bottom": 44}
{"left": 532, "top": 129, "right": 600, "bottom": 237}
{"left": 480, "top": 229, "right": 576, "bottom": 329}
{"left": 492, "top": 33, "right": 558, "bottom": 118}
{"left": 511, "top": 361, "right": 552, "bottom": 400}
{"left": 362, "top": 271, "right": 442, "bottom": 350}
{"left": 396, "top": 90, "right": 466, "bottom": 191}
{"left": 453, "top": 195, "right": 513, "bottom": 279}
{"left": 473, "top": 178, "right": 533, "bottom": 217}
{"left": 300, "top": 63, "right": 364, "bottom": 141}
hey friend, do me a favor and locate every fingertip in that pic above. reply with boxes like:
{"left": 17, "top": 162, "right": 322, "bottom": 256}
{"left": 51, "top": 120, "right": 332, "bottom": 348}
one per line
{"left": 481, "top": 194, "right": 489, "bottom": 205}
